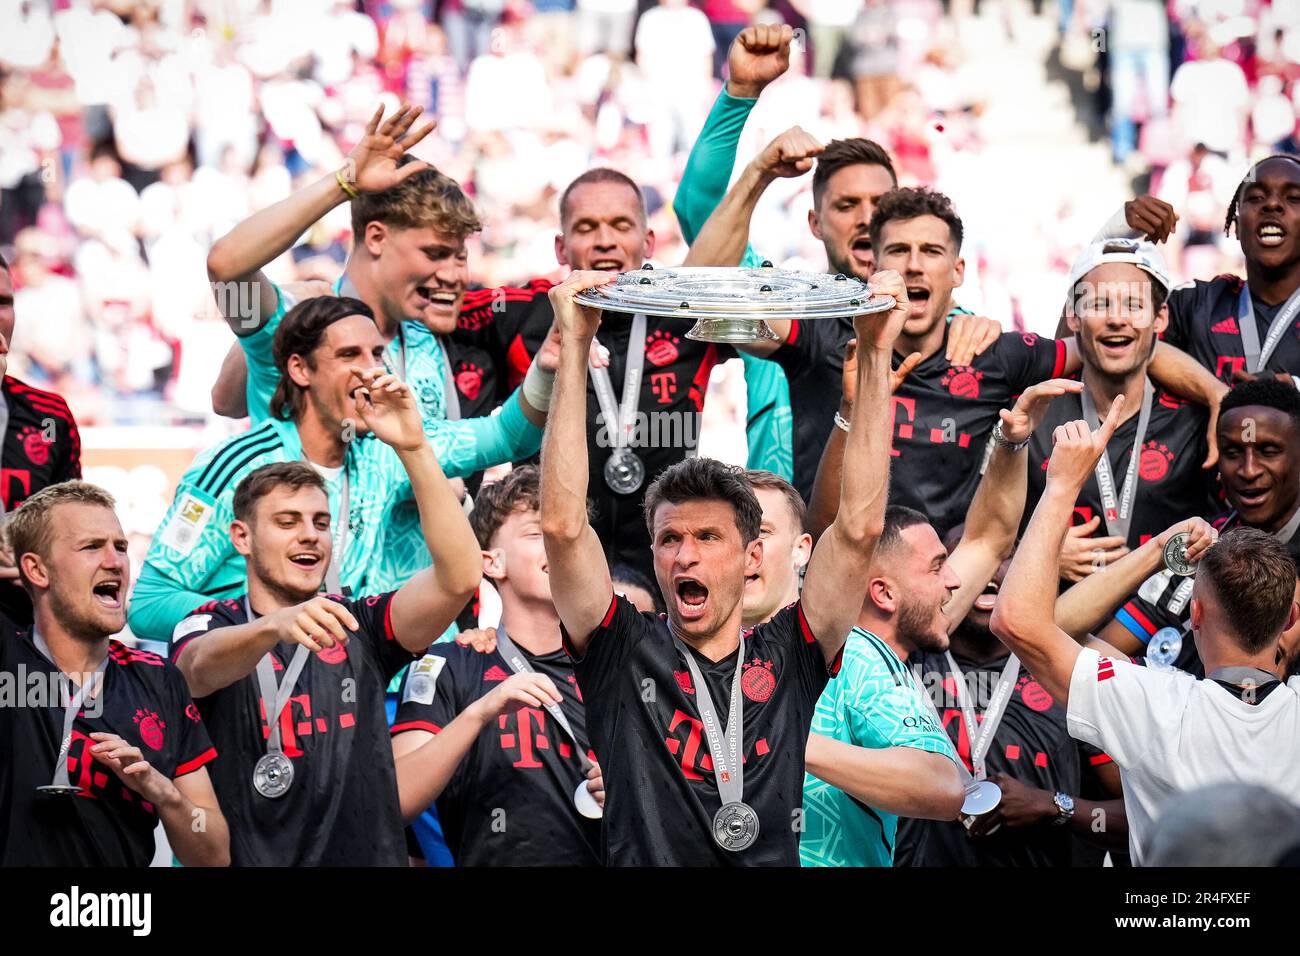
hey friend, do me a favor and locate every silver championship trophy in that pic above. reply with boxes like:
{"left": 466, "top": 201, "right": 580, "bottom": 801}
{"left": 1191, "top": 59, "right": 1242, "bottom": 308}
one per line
{"left": 573, "top": 263, "right": 895, "bottom": 344}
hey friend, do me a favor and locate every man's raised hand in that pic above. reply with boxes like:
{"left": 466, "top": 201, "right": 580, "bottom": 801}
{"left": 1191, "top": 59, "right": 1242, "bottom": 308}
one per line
{"left": 854, "top": 269, "right": 909, "bottom": 352}
{"left": 468, "top": 672, "right": 564, "bottom": 723}
{"left": 547, "top": 270, "right": 615, "bottom": 341}
{"left": 999, "top": 378, "right": 1084, "bottom": 445}
{"left": 1045, "top": 396, "right": 1125, "bottom": 491}
{"left": 351, "top": 367, "right": 425, "bottom": 452}
{"left": 756, "top": 126, "right": 825, "bottom": 180}
{"left": 343, "top": 104, "right": 436, "bottom": 194}
{"left": 727, "top": 24, "right": 794, "bottom": 99}
{"left": 1123, "top": 196, "right": 1178, "bottom": 244}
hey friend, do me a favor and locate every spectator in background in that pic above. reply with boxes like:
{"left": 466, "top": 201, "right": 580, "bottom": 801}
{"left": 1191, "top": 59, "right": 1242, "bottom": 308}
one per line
{"left": 443, "top": 0, "right": 507, "bottom": 72}
{"left": 1169, "top": 38, "right": 1250, "bottom": 160}
{"left": 702, "top": 0, "right": 760, "bottom": 79}
{"left": 847, "top": 0, "right": 899, "bottom": 120}
{"left": 791, "top": 0, "right": 861, "bottom": 79}
{"left": 635, "top": 0, "right": 716, "bottom": 158}
{"left": 527, "top": 0, "right": 580, "bottom": 77}
{"left": 1107, "top": 0, "right": 1169, "bottom": 166}
{"left": 577, "top": 0, "right": 639, "bottom": 59}
{"left": 8, "top": 228, "right": 93, "bottom": 389}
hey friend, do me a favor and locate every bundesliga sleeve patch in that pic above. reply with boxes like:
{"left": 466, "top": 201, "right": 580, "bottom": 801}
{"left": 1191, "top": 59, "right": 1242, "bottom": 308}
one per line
{"left": 403, "top": 654, "right": 446, "bottom": 705}
{"left": 171, "top": 614, "right": 212, "bottom": 644}
{"left": 159, "top": 492, "right": 216, "bottom": 555}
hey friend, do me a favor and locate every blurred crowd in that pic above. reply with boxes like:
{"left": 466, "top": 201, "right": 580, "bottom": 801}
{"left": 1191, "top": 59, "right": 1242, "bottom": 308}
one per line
{"left": 0, "top": 0, "right": 1295, "bottom": 431}
{"left": 1062, "top": 0, "right": 1300, "bottom": 281}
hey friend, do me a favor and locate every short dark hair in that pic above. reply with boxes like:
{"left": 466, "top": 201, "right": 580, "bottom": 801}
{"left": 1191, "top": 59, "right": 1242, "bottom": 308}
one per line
{"left": 1198, "top": 528, "right": 1297, "bottom": 653}
{"left": 643, "top": 457, "right": 762, "bottom": 546}
{"left": 876, "top": 505, "right": 931, "bottom": 556}
{"left": 1223, "top": 154, "right": 1300, "bottom": 237}
{"left": 233, "top": 462, "right": 327, "bottom": 523}
{"left": 1218, "top": 377, "right": 1300, "bottom": 433}
{"left": 869, "top": 186, "right": 963, "bottom": 253}
{"left": 559, "top": 168, "right": 646, "bottom": 228}
{"left": 271, "top": 295, "right": 374, "bottom": 421}
{"left": 812, "top": 138, "right": 897, "bottom": 209}
{"left": 471, "top": 465, "right": 540, "bottom": 549}
{"left": 610, "top": 563, "right": 665, "bottom": 614}
{"left": 350, "top": 156, "right": 482, "bottom": 241}
{"left": 745, "top": 469, "right": 807, "bottom": 533}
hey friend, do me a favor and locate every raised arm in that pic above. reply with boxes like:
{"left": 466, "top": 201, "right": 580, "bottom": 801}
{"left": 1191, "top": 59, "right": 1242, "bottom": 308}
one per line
{"left": 990, "top": 398, "right": 1127, "bottom": 704}
{"left": 212, "top": 342, "right": 251, "bottom": 419}
{"left": 1055, "top": 516, "right": 1218, "bottom": 643}
{"left": 205, "top": 104, "right": 434, "bottom": 335}
{"left": 806, "top": 339, "right": 921, "bottom": 541}
{"left": 353, "top": 369, "right": 482, "bottom": 651}
{"left": 1147, "top": 342, "right": 1229, "bottom": 468}
{"left": 799, "top": 272, "right": 908, "bottom": 662}
{"left": 539, "top": 272, "right": 618, "bottom": 652}
{"left": 945, "top": 379, "right": 1084, "bottom": 628}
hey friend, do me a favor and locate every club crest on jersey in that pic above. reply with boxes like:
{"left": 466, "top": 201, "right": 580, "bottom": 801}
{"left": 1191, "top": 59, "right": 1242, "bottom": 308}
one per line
{"left": 673, "top": 670, "right": 694, "bottom": 695}
{"left": 19, "top": 426, "right": 49, "bottom": 466}
{"left": 942, "top": 366, "right": 983, "bottom": 399}
{"left": 456, "top": 362, "right": 484, "bottom": 401}
{"left": 1018, "top": 676, "right": 1054, "bottom": 712}
{"left": 741, "top": 658, "right": 776, "bottom": 703}
{"left": 133, "top": 709, "right": 166, "bottom": 751}
{"left": 646, "top": 330, "right": 681, "bottom": 367}
{"left": 1139, "top": 441, "right": 1174, "bottom": 481}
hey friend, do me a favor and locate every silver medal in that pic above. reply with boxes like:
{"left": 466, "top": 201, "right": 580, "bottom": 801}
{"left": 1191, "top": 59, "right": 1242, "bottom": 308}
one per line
{"left": 604, "top": 449, "right": 645, "bottom": 495}
{"left": 253, "top": 752, "right": 294, "bottom": 799}
{"left": 35, "top": 784, "right": 84, "bottom": 796}
{"left": 573, "top": 780, "right": 603, "bottom": 819}
{"left": 713, "top": 801, "right": 760, "bottom": 851}
{"left": 1162, "top": 532, "right": 1196, "bottom": 576}
{"left": 960, "top": 778, "right": 1002, "bottom": 816}
{"left": 1147, "top": 627, "right": 1183, "bottom": 669}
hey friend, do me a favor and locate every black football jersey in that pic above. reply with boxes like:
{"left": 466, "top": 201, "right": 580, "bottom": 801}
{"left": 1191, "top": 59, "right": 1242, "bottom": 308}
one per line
{"left": 171, "top": 591, "right": 424, "bottom": 866}
{"left": 0, "top": 629, "right": 215, "bottom": 866}
{"left": 566, "top": 596, "right": 839, "bottom": 866}
{"left": 1164, "top": 275, "right": 1300, "bottom": 382}
{"left": 392, "top": 640, "right": 600, "bottom": 866}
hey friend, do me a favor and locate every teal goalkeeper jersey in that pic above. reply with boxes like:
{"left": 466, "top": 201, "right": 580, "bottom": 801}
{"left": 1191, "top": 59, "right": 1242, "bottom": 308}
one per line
{"left": 800, "top": 628, "right": 956, "bottom": 868}
{"left": 128, "top": 395, "right": 538, "bottom": 641}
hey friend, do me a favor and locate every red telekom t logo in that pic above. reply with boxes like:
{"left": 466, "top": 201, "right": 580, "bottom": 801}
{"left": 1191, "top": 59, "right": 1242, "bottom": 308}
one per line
{"left": 665, "top": 709, "right": 707, "bottom": 780}
{"left": 889, "top": 396, "right": 916, "bottom": 457}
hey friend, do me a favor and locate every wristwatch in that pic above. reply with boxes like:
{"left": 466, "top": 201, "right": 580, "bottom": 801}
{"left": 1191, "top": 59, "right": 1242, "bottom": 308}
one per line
{"left": 991, "top": 421, "right": 1031, "bottom": 452}
{"left": 1050, "top": 791, "right": 1076, "bottom": 826}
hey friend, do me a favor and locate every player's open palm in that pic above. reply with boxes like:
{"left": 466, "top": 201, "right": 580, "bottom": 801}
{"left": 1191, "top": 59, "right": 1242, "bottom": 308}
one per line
{"left": 999, "top": 378, "right": 1083, "bottom": 444}
{"left": 345, "top": 104, "right": 436, "bottom": 193}
{"left": 351, "top": 367, "right": 425, "bottom": 453}
{"left": 728, "top": 24, "right": 793, "bottom": 98}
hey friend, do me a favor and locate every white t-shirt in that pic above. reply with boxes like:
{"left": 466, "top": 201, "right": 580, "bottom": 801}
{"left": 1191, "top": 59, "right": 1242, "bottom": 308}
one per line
{"left": 1067, "top": 648, "right": 1300, "bottom": 865}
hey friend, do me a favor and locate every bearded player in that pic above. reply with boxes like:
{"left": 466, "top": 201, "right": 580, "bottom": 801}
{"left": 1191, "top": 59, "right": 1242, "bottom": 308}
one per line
{"left": 0, "top": 482, "right": 228, "bottom": 866}
{"left": 170, "top": 370, "right": 481, "bottom": 866}
{"left": 540, "top": 267, "right": 904, "bottom": 865}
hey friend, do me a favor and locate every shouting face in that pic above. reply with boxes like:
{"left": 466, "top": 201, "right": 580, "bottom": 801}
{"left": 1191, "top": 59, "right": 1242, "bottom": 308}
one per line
{"left": 873, "top": 215, "right": 964, "bottom": 342}
{"left": 364, "top": 223, "right": 469, "bottom": 335}
{"left": 556, "top": 180, "right": 655, "bottom": 274}
{"left": 26, "top": 503, "right": 131, "bottom": 639}
{"left": 810, "top": 163, "right": 896, "bottom": 280}
{"left": 651, "top": 498, "right": 760, "bottom": 643}
{"left": 1236, "top": 157, "right": 1300, "bottom": 274}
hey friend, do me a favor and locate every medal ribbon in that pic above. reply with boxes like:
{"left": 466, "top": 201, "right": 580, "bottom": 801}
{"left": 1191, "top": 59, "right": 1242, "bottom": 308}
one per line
{"left": 493, "top": 627, "right": 593, "bottom": 773}
{"left": 1080, "top": 379, "right": 1154, "bottom": 542}
{"left": 1237, "top": 284, "right": 1300, "bottom": 374}
{"left": 671, "top": 627, "right": 745, "bottom": 807}
{"left": 944, "top": 652, "right": 1021, "bottom": 780}
{"left": 33, "top": 632, "right": 108, "bottom": 790}
{"left": 590, "top": 313, "right": 647, "bottom": 455}
{"left": 246, "top": 597, "right": 312, "bottom": 758}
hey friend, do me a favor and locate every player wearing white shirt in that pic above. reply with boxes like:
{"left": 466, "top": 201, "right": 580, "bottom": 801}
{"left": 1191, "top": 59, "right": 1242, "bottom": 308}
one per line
{"left": 991, "top": 398, "right": 1300, "bottom": 865}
